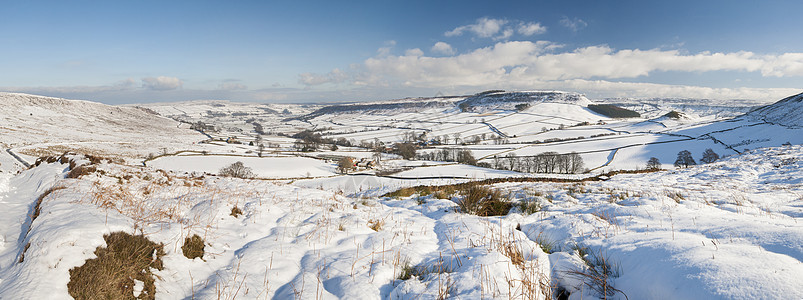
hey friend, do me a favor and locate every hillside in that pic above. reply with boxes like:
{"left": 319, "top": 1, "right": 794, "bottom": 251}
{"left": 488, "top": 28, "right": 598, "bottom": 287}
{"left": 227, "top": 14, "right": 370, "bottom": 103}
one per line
{"left": 0, "top": 92, "right": 800, "bottom": 299}
{"left": 744, "top": 92, "right": 803, "bottom": 128}
{"left": 457, "top": 91, "right": 593, "bottom": 112}
{"left": 0, "top": 93, "right": 205, "bottom": 164}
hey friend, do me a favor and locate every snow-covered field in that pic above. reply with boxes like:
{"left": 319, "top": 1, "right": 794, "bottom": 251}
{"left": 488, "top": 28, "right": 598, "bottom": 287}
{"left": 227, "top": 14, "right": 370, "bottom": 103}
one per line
{"left": 0, "top": 91, "right": 801, "bottom": 299}
{"left": 148, "top": 155, "right": 338, "bottom": 178}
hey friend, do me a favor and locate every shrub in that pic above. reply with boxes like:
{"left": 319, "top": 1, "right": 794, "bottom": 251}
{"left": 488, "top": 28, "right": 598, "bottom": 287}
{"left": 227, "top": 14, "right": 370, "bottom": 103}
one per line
{"left": 68, "top": 232, "right": 165, "bottom": 300}
{"left": 457, "top": 186, "right": 512, "bottom": 216}
{"left": 181, "top": 234, "right": 205, "bottom": 260}
{"left": 219, "top": 161, "right": 254, "bottom": 179}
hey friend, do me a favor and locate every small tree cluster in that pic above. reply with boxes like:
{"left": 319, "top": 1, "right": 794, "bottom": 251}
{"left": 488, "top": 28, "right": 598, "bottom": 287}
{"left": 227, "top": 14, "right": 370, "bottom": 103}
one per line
{"left": 416, "top": 149, "right": 477, "bottom": 165}
{"left": 491, "top": 152, "right": 585, "bottom": 174}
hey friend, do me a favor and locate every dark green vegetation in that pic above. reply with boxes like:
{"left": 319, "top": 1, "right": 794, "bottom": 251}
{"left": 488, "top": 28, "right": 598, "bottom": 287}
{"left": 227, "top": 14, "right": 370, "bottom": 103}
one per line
{"left": 587, "top": 104, "right": 640, "bottom": 118}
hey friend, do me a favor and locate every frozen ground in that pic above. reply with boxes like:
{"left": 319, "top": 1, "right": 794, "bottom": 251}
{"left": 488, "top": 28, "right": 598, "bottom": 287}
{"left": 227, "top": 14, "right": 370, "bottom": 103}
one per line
{"left": 0, "top": 146, "right": 800, "bottom": 299}
{"left": 0, "top": 91, "right": 801, "bottom": 299}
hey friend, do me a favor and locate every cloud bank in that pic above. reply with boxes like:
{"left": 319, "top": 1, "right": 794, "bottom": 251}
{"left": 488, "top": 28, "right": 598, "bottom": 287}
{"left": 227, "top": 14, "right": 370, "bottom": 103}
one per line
{"left": 298, "top": 40, "right": 803, "bottom": 101}
{"left": 142, "top": 76, "right": 182, "bottom": 91}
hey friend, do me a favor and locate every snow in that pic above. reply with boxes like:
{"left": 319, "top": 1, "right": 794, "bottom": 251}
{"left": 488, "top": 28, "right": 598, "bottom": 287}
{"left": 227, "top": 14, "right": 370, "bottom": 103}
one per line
{"left": 1, "top": 91, "right": 802, "bottom": 299}
{"left": 147, "top": 155, "right": 338, "bottom": 178}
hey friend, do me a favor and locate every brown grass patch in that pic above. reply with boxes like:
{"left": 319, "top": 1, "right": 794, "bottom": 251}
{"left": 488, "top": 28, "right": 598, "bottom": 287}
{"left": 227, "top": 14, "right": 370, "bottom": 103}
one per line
{"left": 66, "top": 165, "right": 97, "bottom": 179}
{"left": 181, "top": 234, "right": 205, "bottom": 260}
{"left": 68, "top": 231, "right": 165, "bottom": 300}
{"left": 230, "top": 206, "right": 243, "bottom": 218}
{"left": 457, "top": 185, "right": 512, "bottom": 216}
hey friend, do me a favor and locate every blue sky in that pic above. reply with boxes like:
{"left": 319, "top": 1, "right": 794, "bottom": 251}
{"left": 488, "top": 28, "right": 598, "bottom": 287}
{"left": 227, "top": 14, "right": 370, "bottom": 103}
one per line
{"left": 1, "top": 0, "right": 801, "bottom": 103}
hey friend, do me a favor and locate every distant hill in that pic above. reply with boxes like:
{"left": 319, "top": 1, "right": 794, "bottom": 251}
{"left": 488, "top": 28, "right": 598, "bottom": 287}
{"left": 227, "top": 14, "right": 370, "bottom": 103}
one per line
{"left": 456, "top": 90, "right": 593, "bottom": 112}
{"left": 745, "top": 92, "right": 803, "bottom": 128}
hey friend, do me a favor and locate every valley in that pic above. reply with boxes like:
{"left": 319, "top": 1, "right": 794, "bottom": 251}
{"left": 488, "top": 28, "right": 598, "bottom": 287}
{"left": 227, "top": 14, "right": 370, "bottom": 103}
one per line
{"left": 0, "top": 91, "right": 801, "bottom": 299}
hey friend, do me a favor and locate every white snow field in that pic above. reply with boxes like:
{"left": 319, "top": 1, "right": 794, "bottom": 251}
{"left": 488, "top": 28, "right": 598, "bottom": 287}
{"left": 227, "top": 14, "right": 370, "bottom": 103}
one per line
{"left": 0, "top": 90, "right": 801, "bottom": 299}
{"left": 0, "top": 146, "right": 800, "bottom": 299}
{"left": 147, "top": 155, "right": 339, "bottom": 178}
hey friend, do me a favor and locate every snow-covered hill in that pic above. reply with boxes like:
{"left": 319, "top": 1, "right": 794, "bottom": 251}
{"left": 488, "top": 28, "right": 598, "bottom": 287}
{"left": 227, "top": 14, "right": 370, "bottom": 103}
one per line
{"left": 458, "top": 91, "right": 593, "bottom": 113}
{"left": 0, "top": 145, "right": 800, "bottom": 299}
{"left": 744, "top": 92, "right": 803, "bottom": 128}
{"left": 0, "top": 93, "right": 205, "bottom": 167}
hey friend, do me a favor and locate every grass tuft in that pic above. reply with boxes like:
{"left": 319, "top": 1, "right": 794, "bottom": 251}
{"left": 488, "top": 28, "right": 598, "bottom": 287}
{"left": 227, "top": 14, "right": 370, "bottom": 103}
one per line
{"left": 457, "top": 185, "right": 512, "bottom": 216}
{"left": 230, "top": 206, "right": 243, "bottom": 218}
{"left": 518, "top": 199, "right": 542, "bottom": 215}
{"left": 181, "top": 234, "right": 205, "bottom": 260}
{"left": 368, "top": 219, "right": 384, "bottom": 231}
{"left": 566, "top": 248, "right": 626, "bottom": 300}
{"left": 68, "top": 231, "right": 165, "bottom": 300}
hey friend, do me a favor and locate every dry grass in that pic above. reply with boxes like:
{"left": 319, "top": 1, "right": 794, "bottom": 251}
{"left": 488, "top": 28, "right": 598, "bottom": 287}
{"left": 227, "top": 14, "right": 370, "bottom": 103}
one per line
{"left": 367, "top": 218, "right": 384, "bottom": 231}
{"left": 566, "top": 249, "right": 626, "bottom": 300}
{"left": 32, "top": 186, "right": 66, "bottom": 222}
{"left": 665, "top": 191, "right": 684, "bottom": 204}
{"left": 230, "top": 206, "right": 243, "bottom": 218}
{"left": 17, "top": 242, "right": 31, "bottom": 263}
{"left": 66, "top": 165, "right": 97, "bottom": 179}
{"left": 68, "top": 231, "right": 166, "bottom": 300}
{"left": 457, "top": 185, "right": 512, "bottom": 216}
{"left": 181, "top": 234, "right": 205, "bottom": 260}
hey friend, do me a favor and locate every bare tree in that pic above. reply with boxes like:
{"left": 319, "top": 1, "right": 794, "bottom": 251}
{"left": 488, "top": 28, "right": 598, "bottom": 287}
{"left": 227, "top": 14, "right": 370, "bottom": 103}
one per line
{"left": 219, "top": 161, "right": 254, "bottom": 179}
{"left": 674, "top": 150, "right": 696, "bottom": 168}
{"left": 396, "top": 143, "right": 416, "bottom": 160}
{"left": 700, "top": 148, "right": 720, "bottom": 164}
{"left": 646, "top": 157, "right": 661, "bottom": 170}
{"left": 337, "top": 157, "right": 355, "bottom": 174}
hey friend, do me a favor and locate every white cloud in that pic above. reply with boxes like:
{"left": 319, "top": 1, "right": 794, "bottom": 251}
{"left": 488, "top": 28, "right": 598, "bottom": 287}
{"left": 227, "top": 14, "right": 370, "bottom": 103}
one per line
{"left": 431, "top": 42, "right": 455, "bottom": 55}
{"left": 358, "top": 41, "right": 803, "bottom": 86}
{"left": 142, "top": 76, "right": 182, "bottom": 91}
{"left": 560, "top": 16, "right": 588, "bottom": 32}
{"left": 298, "top": 68, "right": 349, "bottom": 86}
{"left": 445, "top": 17, "right": 508, "bottom": 38}
{"left": 517, "top": 22, "right": 547, "bottom": 36}
{"left": 551, "top": 79, "right": 800, "bottom": 101}
{"left": 494, "top": 28, "right": 514, "bottom": 41}
{"left": 405, "top": 48, "right": 424, "bottom": 56}
{"left": 376, "top": 40, "right": 397, "bottom": 57}
{"left": 334, "top": 41, "right": 803, "bottom": 101}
